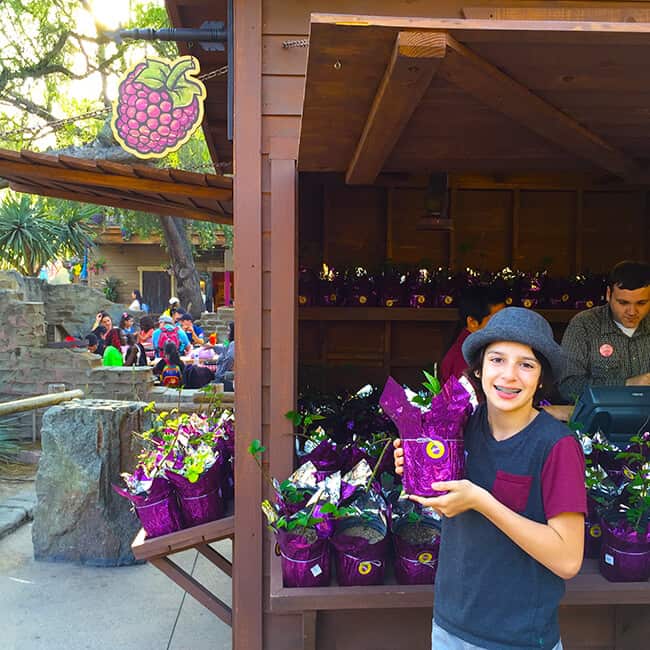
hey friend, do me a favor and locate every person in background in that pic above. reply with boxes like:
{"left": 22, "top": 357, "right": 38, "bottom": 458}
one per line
{"left": 137, "top": 315, "right": 156, "bottom": 359}
{"left": 558, "top": 260, "right": 650, "bottom": 401}
{"left": 85, "top": 333, "right": 100, "bottom": 355}
{"left": 102, "top": 328, "right": 124, "bottom": 366}
{"left": 213, "top": 322, "right": 235, "bottom": 390}
{"left": 394, "top": 308, "right": 585, "bottom": 650}
{"left": 92, "top": 310, "right": 113, "bottom": 333}
{"left": 440, "top": 286, "right": 506, "bottom": 383}
{"left": 172, "top": 307, "right": 184, "bottom": 326}
{"left": 119, "top": 312, "right": 136, "bottom": 335}
{"left": 152, "top": 314, "right": 190, "bottom": 357}
{"left": 162, "top": 296, "right": 181, "bottom": 317}
{"left": 153, "top": 341, "right": 185, "bottom": 387}
{"left": 90, "top": 324, "right": 107, "bottom": 356}
{"left": 124, "top": 334, "right": 147, "bottom": 367}
{"left": 180, "top": 313, "right": 205, "bottom": 346}
{"left": 128, "top": 289, "right": 144, "bottom": 311}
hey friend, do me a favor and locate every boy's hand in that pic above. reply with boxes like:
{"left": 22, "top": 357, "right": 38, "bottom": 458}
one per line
{"left": 393, "top": 438, "right": 404, "bottom": 476}
{"left": 407, "top": 480, "right": 486, "bottom": 518}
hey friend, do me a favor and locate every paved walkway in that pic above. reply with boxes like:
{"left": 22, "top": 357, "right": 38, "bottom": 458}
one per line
{"left": 0, "top": 484, "right": 232, "bottom": 650}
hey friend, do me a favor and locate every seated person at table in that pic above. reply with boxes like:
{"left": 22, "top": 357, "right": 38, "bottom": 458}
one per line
{"left": 119, "top": 312, "right": 136, "bottom": 335}
{"left": 213, "top": 322, "right": 235, "bottom": 390}
{"left": 137, "top": 315, "right": 155, "bottom": 359}
{"left": 102, "top": 328, "right": 124, "bottom": 367}
{"left": 179, "top": 313, "right": 205, "bottom": 346}
{"left": 92, "top": 310, "right": 113, "bottom": 333}
{"left": 85, "top": 333, "right": 100, "bottom": 355}
{"left": 124, "top": 334, "right": 147, "bottom": 367}
{"left": 153, "top": 341, "right": 185, "bottom": 387}
{"left": 152, "top": 315, "right": 190, "bottom": 357}
{"left": 440, "top": 286, "right": 506, "bottom": 383}
{"left": 558, "top": 260, "right": 650, "bottom": 401}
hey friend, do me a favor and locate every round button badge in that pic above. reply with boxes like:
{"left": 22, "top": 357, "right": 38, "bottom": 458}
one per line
{"left": 600, "top": 344, "right": 614, "bottom": 358}
{"left": 358, "top": 562, "right": 372, "bottom": 576}
{"left": 426, "top": 439, "right": 446, "bottom": 460}
{"left": 417, "top": 552, "right": 433, "bottom": 565}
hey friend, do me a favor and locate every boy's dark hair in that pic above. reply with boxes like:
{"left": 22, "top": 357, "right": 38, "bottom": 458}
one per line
{"left": 139, "top": 315, "right": 154, "bottom": 331}
{"left": 466, "top": 345, "right": 553, "bottom": 403}
{"left": 227, "top": 321, "right": 234, "bottom": 343}
{"left": 458, "top": 286, "right": 506, "bottom": 325}
{"left": 85, "top": 334, "right": 98, "bottom": 346}
{"left": 608, "top": 260, "right": 650, "bottom": 291}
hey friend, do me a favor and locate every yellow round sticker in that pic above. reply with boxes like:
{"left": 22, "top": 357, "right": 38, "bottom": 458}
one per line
{"left": 444, "top": 296, "right": 453, "bottom": 305}
{"left": 275, "top": 542, "right": 281, "bottom": 556}
{"left": 386, "top": 299, "right": 394, "bottom": 307}
{"left": 417, "top": 552, "right": 433, "bottom": 565}
{"left": 505, "top": 297, "right": 513, "bottom": 305}
{"left": 523, "top": 299, "right": 532, "bottom": 308}
{"left": 589, "top": 524, "right": 602, "bottom": 539}
{"left": 561, "top": 293, "right": 569, "bottom": 302}
{"left": 359, "top": 295, "right": 367, "bottom": 304}
{"left": 586, "top": 301, "right": 594, "bottom": 308}
{"left": 298, "top": 295, "right": 307, "bottom": 305}
{"left": 426, "top": 440, "right": 446, "bottom": 460}
{"left": 417, "top": 295, "right": 425, "bottom": 304}
{"left": 358, "top": 562, "right": 372, "bottom": 575}
{"left": 329, "top": 293, "right": 336, "bottom": 302}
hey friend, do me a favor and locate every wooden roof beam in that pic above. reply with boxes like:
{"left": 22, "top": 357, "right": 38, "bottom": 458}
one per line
{"left": 440, "top": 33, "right": 641, "bottom": 180}
{"left": 345, "top": 31, "right": 446, "bottom": 185}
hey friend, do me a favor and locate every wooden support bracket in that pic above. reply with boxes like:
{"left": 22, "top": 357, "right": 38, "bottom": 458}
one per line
{"left": 439, "top": 33, "right": 641, "bottom": 180}
{"left": 345, "top": 31, "right": 446, "bottom": 185}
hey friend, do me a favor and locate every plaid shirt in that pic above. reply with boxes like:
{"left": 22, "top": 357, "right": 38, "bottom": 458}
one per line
{"left": 558, "top": 304, "right": 650, "bottom": 401}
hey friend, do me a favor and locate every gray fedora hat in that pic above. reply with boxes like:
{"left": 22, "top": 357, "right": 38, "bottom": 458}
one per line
{"left": 462, "top": 307, "right": 566, "bottom": 379}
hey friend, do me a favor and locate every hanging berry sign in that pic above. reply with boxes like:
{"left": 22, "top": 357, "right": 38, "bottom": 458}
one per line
{"left": 112, "top": 55, "right": 206, "bottom": 159}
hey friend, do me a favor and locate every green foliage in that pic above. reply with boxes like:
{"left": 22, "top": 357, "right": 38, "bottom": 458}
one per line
{"left": 247, "top": 438, "right": 266, "bottom": 460}
{"left": 615, "top": 434, "right": 650, "bottom": 534}
{"left": 411, "top": 369, "right": 442, "bottom": 408}
{"left": 102, "top": 276, "right": 122, "bottom": 302}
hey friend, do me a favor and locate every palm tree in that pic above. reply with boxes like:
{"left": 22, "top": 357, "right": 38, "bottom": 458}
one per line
{"left": 0, "top": 192, "right": 95, "bottom": 277}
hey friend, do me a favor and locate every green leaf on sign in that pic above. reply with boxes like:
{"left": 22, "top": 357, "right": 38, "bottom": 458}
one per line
{"left": 134, "top": 60, "right": 171, "bottom": 89}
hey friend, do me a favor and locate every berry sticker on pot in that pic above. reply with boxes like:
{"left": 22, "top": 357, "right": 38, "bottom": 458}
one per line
{"left": 112, "top": 55, "right": 206, "bottom": 159}
{"left": 358, "top": 561, "right": 372, "bottom": 575}
{"left": 417, "top": 552, "right": 433, "bottom": 565}
{"left": 426, "top": 439, "right": 447, "bottom": 460}
{"left": 600, "top": 343, "right": 614, "bottom": 358}
{"left": 589, "top": 524, "right": 602, "bottom": 539}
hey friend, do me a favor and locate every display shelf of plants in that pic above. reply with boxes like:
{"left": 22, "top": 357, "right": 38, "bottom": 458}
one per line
{"left": 259, "top": 372, "right": 650, "bottom": 608}
{"left": 114, "top": 404, "right": 234, "bottom": 538}
{"left": 298, "top": 265, "right": 605, "bottom": 320}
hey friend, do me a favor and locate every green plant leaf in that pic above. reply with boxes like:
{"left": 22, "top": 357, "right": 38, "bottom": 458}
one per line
{"left": 134, "top": 59, "right": 171, "bottom": 89}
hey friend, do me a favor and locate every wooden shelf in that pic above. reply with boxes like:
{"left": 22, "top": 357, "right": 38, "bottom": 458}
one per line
{"left": 269, "top": 558, "right": 650, "bottom": 613}
{"left": 299, "top": 307, "right": 580, "bottom": 323}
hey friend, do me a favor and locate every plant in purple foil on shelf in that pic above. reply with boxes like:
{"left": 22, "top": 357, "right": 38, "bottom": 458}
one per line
{"left": 613, "top": 433, "right": 650, "bottom": 535}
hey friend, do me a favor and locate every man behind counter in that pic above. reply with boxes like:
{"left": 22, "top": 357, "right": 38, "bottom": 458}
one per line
{"left": 558, "top": 260, "right": 650, "bottom": 401}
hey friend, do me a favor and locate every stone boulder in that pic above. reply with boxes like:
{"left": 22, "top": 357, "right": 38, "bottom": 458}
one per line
{"left": 32, "top": 399, "right": 150, "bottom": 566}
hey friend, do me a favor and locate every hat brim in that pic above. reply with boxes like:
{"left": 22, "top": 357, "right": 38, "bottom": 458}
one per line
{"left": 462, "top": 317, "right": 566, "bottom": 380}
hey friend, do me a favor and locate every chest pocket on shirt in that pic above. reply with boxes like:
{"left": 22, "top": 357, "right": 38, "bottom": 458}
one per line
{"left": 492, "top": 470, "right": 533, "bottom": 513}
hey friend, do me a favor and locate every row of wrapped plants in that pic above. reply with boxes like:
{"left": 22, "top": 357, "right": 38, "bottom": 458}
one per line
{"left": 299, "top": 265, "right": 606, "bottom": 310}
{"left": 114, "top": 405, "right": 235, "bottom": 537}
{"left": 252, "top": 375, "right": 473, "bottom": 587}
{"left": 257, "top": 375, "right": 650, "bottom": 587}
{"left": 580, "top": 429, "right": 650, "bottom": 582}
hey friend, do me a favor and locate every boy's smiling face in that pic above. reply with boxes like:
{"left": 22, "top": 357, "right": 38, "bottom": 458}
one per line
{"left": 481, "top": 341, "right": 542, "bottom": 415}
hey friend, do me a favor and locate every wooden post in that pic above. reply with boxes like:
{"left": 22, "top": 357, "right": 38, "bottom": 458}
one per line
{"left": 233, "top": 0, "right": 263, "bottom": 648}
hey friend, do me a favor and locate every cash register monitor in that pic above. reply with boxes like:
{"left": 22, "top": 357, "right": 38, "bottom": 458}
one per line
{"left": 572, "top": 386, "right": 650, "bottom": 444}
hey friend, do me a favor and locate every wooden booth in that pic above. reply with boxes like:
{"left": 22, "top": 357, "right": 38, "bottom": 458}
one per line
{"left": 230, "top": 3, "right": 650, "bottom": 649}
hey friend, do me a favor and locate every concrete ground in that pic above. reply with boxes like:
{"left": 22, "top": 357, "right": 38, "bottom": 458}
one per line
{"left": 0, "top": 487, "right": 233, "bottom": 650}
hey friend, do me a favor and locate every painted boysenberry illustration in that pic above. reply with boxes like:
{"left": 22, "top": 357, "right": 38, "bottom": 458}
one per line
{"left": 112, "top": 56, "right": 206, "bottom": 159}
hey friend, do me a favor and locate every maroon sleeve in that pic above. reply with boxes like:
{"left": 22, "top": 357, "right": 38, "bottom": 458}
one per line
{"left": 541, "top": 436, "right": 587, "bottom": 520}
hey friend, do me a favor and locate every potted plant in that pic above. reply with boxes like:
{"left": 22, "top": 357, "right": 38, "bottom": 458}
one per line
{"left": 599, "top": 432, "right": 650, "bottom": 582}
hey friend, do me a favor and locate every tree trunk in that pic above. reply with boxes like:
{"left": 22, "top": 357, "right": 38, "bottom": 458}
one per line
{"left": 159, "top": 215, "right": 203, "bottom": 319}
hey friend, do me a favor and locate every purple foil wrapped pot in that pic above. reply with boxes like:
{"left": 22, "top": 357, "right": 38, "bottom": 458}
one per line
{"left": 167, "top": 461, "right": 224, "bottom": 528}
{"left": 332, "top": 518, "right": 389, "bottom": 586}
{"left": 113, "top": 477, "right": 184, "bottom": 539}
{"left": 277, "top": 530, "right": 331, "bottom": 588}
{"left": 392, "top": 519, "right": 440, "bottom": 585}
{"left": 380, "top": 375, "right": 471, "bottom": 497}
{"left": 599, "top": 519, "right": 650, "bottom": 582}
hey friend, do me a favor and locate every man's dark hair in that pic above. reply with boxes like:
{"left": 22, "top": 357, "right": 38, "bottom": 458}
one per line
{"left": 458, "top": 286, "right": 506, "bottom": 325}
{"left": 608, "top": 260, "right": 650, "bottom": 291}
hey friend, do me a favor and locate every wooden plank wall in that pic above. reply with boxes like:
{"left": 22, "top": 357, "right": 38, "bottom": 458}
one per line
{"left": 259, "top": 1, "right": 650, "bottom": 648}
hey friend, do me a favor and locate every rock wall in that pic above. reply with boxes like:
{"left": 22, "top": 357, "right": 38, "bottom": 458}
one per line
{"left": 32, "top": 399, "right": 148, "bottom": 566}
